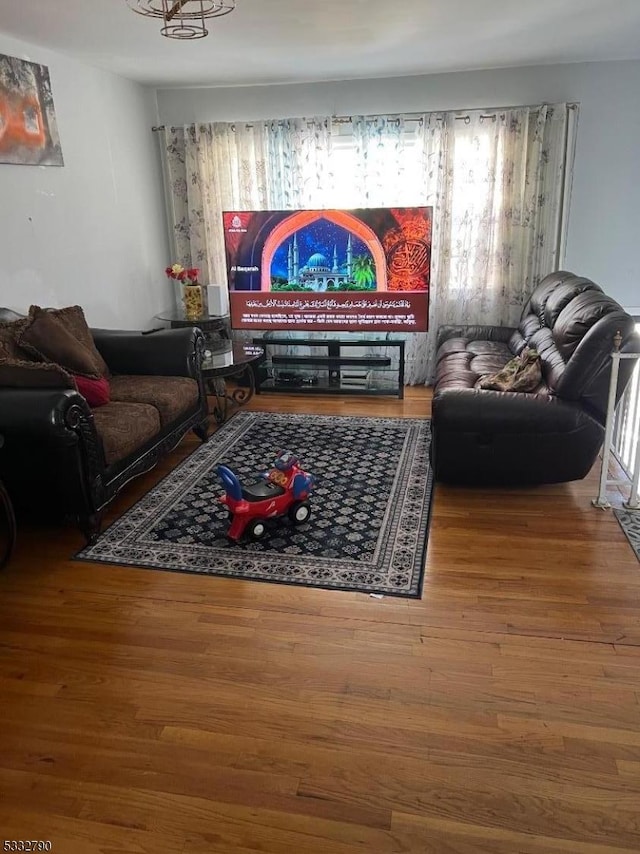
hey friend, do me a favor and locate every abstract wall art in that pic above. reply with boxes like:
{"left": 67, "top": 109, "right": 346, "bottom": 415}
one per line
{"left": 0, "top": 53, "right": 64, "bottom": 166}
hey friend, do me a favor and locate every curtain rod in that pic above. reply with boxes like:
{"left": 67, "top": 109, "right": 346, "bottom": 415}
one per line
{"left": 151, "top": 103, "right": 577, "bottom": 132}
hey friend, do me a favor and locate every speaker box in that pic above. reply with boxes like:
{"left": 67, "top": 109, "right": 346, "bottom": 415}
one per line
{"left": 207, "top": 284, "right": 229, "bottom": 317}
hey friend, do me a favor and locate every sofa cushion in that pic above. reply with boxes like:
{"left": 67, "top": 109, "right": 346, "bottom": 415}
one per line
{"left": 109, "top": 375, "right": 199, "bottom": 427}
{"left": 44, "top": 305, "right": 111, "bottom": 378}
{"left": 0, "top": 318, "right": 31, "bottom": 361}
{"left": 18, "top": 307, "right": 101, "bottom": 377}
{"left": 543, "top": 278, "right": 602, "bottom": 329}
{"left": 1, "top": 317, "right": 80, "bottom": 389}
{"left": 436, "top": 337, "right": 471, "bottom": 360}
{"left": 435, "top": 339, "right": 514, "bottom": 391}
{"left": 518, "top": 271, "right": 576, "bottom": 330}
{"left": 0, "top": 358, "right": 75, "bottom": 389}
{"left": 91, "top": 401, "right": 161, "bottom": 466}
{"left": 515, "top": 272, "right": 600, "bottom": 348}
{"left": 552, "top": 291, "right": 626, "bottom": 361}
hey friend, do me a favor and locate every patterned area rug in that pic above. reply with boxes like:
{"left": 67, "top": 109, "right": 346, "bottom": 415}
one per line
{"left": 614, "top": 508, "right": 640, "bottom": 562}
{"left": 77, "top": 412, "right": 434, "bottom": 597}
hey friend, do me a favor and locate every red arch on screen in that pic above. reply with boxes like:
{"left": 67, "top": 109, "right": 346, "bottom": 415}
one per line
{"left": 261, "top": 210, "right": 387, "bottom": 291}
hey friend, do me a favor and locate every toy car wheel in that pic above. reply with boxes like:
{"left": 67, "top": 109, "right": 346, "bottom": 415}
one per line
{"left": 289, "top": 501, "right": 311, "bottom": 525}
{"left": 247, "top": 518, "right": 267, "bottom": 540}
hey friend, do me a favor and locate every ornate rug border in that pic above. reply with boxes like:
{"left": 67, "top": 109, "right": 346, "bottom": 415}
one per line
{"left": 614, "top": 508, "right": 640, "bottom": 563}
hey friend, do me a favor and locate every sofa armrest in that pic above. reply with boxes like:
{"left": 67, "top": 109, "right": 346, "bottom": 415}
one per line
{"left": 432, "top": 387, "right": 598, "bottom": 434}
{"left": 0, "top": 388, "right": 93, "bottom": 443}
{"left": 91, "top": 327, "right": 203, "bottom": 378}
{"left": 0, "top": 387, "right": 109, "bottom": 519}
{"left": 436, "top": 324, "right": 516, "bottom": 349}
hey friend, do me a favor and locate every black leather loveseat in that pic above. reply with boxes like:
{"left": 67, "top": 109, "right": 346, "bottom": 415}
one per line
{"left": 0, "top": 307, "right": 209, "bottom": 542}
{"left": 432, "top": 271, "right": 639, "bottom": 485}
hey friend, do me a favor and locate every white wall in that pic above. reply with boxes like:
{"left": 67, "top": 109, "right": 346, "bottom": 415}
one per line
{"left": 157, "top": 60, "right": 640, "bottom": 314}
{"left": 0, "top": 33, "right": 171, "bottom": 329}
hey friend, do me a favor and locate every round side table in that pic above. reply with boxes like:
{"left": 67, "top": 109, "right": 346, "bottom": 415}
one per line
{"left": 0, "top": 435, "right": 17, "bottom": 570}
{"left": 202, "top": 343, "right": 264, "bottom": 424}
{"left": 155, "top": 310, "right": 232, "bottom": 354}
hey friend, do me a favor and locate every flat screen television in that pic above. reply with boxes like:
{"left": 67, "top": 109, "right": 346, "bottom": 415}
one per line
{"left": 222, "top": 207, "right": 432, "bottom": 332}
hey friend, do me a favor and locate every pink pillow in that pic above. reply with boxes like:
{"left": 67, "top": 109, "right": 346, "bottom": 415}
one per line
{"left": 74, "top": 375, "right": 110, "bottom": 407}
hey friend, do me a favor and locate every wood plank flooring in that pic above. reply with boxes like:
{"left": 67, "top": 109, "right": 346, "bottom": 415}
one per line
{"left": 1, "top": 387, "right": 639, "bottom": 854}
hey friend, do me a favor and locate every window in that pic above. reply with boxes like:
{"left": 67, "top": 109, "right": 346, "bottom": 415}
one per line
{"left": 326, "top": 125, "right": 426, "bottom": 209}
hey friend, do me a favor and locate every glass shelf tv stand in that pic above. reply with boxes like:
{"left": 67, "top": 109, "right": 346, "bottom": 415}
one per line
{"left": 252, "top": 336, "right": 405, "bottom": 399}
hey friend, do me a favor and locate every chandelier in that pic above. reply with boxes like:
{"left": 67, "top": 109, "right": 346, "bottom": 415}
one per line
{"left": 127, "top": 0, "right": 236, "bottom": 40}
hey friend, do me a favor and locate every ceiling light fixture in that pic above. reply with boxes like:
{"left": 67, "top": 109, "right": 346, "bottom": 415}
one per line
{"left": 127, "top": 0, "right": 235, "bottom": 40}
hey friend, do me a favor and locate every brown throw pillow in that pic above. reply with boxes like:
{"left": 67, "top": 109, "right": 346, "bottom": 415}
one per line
{"left": 18, "top": 306, "right": 101, "bottom": 378}
{"left": 0, "top": 357, "right": 76, "bottom": 389}
{"left": 0, "top": 318, "right": 31, "bottom": 362}
{"left": 46, "top": 305, "right": 110, "bottom": 378}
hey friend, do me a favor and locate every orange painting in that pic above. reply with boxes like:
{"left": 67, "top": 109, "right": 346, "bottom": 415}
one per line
{"left": 0, "top": 54, "right": 63, "bottom": 166}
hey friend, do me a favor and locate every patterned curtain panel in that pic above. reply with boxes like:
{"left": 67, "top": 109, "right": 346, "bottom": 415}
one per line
{"left": 161, "top": 123, "right": 270, "bottom": 286}
{"left": 267, "top": 117, "right": 334, "bottom": 209}
{"left": 159, "top": 104, "right": 577, "bottom": 383}
{"left": 351, "top": 115, "right": 406, "bottom": 207}
{"left": 264, "top": 118, "right": 336, "bottom": 361}
{"left": 431, "top": 105, "right": 575, "bottom": 331}
{"left": 160, "top": 118, "right": 332, "bottom": 287}
{"left": 330, "top": 105, "right": 576, "bottom": 382}
{"left": 421, "top": 103, "right": 578, "bottom": 380}
{"left": 350, "top": 114, "right": 440, "bottom": 383}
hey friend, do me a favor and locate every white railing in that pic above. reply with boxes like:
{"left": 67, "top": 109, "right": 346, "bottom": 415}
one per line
{"left": 593, "top": 328, "right": 640, "bottom": 510}
{"left": 612, "top": 355, "right": 640, "bottom": 476}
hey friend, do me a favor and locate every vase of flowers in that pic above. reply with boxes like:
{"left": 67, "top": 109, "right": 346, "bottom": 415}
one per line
{"left": 166, "top": 263, "right": 205, "bottom": 321}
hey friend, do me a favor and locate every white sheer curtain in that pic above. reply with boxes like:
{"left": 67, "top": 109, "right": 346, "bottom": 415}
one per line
{"left": 160, "top": 122, "right": 270, "bottom": 286}
{"left": 292, "top": 105, "right": 577, "bottom": 382}
{"left": 432, "top": 105, "right": 576, "bottom": 328}
{"left": 159, "top": 103, "right": 577, "bottom": 383}
{"left": 423, "top": 104, "right": 577, "bottom": 380}
{"left": 160, "top": 118, "right": 332, "bottom": 288}
{"left": 350, "top": 114, "right": 438, "bottom": 383}
{"left": 267, "top": 117, "right": 335, "bottom": 209}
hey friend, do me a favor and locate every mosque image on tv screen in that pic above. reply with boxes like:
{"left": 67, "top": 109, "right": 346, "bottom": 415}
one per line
{"left": 272, "top": 222, "right": 374, "bottom": 293}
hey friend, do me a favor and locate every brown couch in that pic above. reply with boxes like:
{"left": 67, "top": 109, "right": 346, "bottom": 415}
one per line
{"left": 0, "top": 306, "right": 209, "bottom": 542}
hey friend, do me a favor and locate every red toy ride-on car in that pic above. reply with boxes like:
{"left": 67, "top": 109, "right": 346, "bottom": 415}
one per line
{"left": 217, "top": 450, "right": 315, "bottom": 542}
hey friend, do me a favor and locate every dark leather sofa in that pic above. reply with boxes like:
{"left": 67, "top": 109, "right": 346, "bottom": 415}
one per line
{"left": 0, "top": 308, "right": 209, "bottom": 541}
{"left": 432, "top": 271, "right": 640, "bottom": 484}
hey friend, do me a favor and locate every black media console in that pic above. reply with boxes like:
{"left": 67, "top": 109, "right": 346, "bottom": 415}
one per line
{"left": 252, "top": 337, "right": 405, "bottom": 399}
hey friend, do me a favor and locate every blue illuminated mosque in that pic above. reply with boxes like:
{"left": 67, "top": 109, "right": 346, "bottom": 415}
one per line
{"left": 287, "top": 233, "right": 353, "bottom": 291}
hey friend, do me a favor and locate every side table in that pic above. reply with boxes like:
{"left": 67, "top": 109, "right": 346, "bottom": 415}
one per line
{"left": 155, "top": 309, "right": 232, "bottom": 354}
{"left": 0, "top": 435, "right": 17, "bottom": 569}
{"left": 202, "top": 343, "right": 264, "bottom": 424}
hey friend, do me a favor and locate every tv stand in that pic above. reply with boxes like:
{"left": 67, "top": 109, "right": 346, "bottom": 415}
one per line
{"left": 253, "top": 337, "right": 405, "bottom": 398}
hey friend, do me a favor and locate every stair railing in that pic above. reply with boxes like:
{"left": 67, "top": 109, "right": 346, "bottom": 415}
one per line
{"left": 592, "top": 331, "right": 640, "bottom": 510}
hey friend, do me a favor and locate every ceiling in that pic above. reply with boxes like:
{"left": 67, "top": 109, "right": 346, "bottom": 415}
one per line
{"left": 1, "top": 0, "right": 640, "bottom": 88}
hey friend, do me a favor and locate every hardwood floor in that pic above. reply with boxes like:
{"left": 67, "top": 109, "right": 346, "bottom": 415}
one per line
{"left": 1, "top": 386, "right": 639, "bottom": 854}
